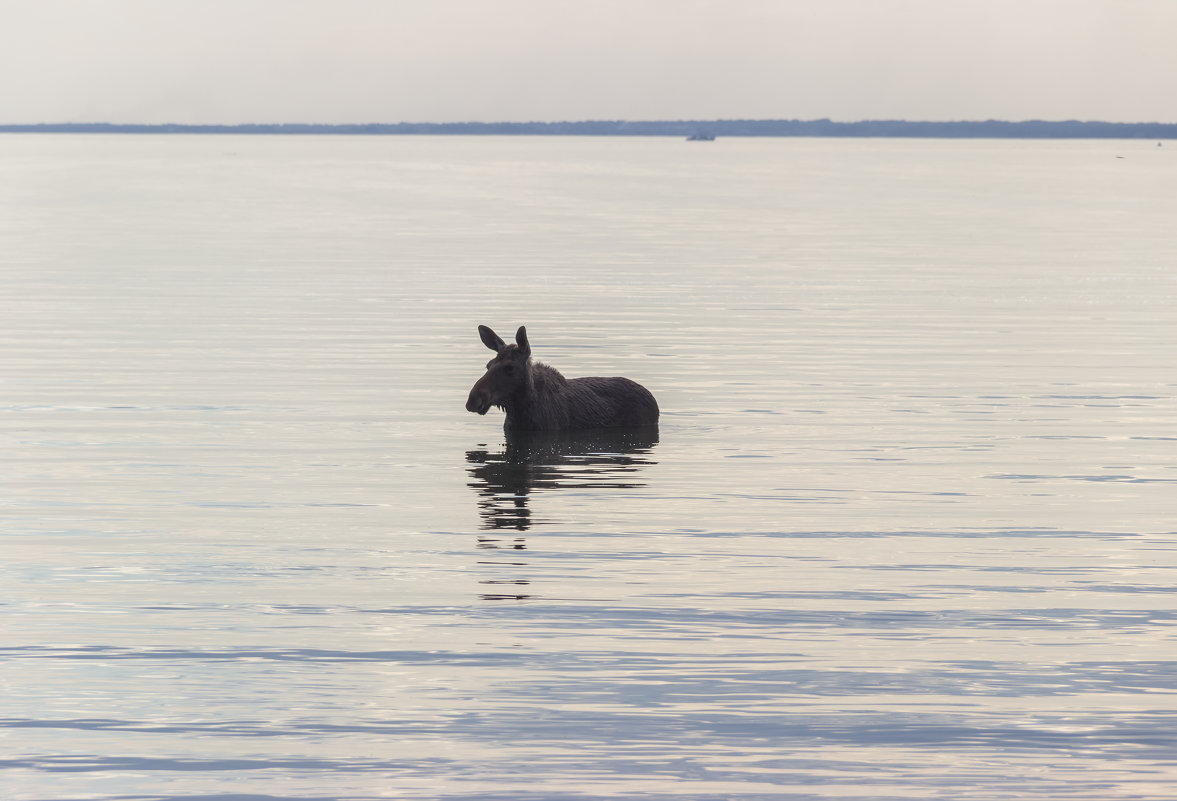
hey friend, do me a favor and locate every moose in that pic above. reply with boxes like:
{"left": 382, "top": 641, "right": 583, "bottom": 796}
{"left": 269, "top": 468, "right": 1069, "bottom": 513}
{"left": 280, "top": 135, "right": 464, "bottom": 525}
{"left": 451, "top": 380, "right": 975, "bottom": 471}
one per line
{"left": 466, "top": 325, "right": 659, "bottom": 431}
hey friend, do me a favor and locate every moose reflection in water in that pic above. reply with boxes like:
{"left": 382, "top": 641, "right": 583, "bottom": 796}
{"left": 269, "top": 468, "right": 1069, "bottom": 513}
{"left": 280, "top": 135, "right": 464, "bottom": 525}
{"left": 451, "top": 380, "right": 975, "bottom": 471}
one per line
{"left": 466, "top": 428, "right": 659, "bottom": 531}
{"left": 466, "top": 324, "right": 659, "bottom": 431}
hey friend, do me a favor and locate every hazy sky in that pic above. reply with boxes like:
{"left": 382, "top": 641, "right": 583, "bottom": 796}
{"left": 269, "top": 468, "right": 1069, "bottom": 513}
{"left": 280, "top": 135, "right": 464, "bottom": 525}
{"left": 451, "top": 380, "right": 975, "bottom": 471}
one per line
{"left": 3, "top": 0, "right": 1176, "bottom": 125}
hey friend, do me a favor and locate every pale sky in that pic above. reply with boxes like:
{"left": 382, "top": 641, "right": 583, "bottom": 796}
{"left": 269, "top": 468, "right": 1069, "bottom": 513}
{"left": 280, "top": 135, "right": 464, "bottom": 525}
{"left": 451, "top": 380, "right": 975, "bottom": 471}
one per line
{"left": 3, "top": 0, "right": 1175, "bottom": 125}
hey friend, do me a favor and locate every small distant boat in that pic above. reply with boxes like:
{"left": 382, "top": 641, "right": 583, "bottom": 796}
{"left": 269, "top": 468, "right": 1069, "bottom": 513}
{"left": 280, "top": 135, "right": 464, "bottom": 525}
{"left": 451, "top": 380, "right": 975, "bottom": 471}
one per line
{"left": 686, "top": 131, "right": 716, "bottom": 141}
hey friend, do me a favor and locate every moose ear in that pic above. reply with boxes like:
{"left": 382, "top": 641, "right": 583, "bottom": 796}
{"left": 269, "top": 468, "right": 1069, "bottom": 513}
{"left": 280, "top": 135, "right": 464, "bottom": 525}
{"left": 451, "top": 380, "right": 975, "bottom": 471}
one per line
{"left": 515, "top": 326, "right": 531, "bottom": 359}
{"left": 478, "top": 325, "right": 506, "bottom": 352}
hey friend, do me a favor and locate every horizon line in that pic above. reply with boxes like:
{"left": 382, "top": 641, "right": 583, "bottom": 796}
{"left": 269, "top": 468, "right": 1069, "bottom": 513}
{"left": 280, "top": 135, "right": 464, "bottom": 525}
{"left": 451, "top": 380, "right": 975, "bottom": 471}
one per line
{"left": 3, "top": 116, "right": 1177, "bottom": 126}
{"left": 3, "top": 118, "right": 1176, "bottom": 140}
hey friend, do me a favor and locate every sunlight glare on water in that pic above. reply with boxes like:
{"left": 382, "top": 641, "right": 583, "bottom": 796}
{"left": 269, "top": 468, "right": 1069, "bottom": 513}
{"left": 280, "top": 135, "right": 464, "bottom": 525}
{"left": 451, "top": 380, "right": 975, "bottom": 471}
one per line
{"left": 2, "top": 134, "right": 1176, "bottom": 800}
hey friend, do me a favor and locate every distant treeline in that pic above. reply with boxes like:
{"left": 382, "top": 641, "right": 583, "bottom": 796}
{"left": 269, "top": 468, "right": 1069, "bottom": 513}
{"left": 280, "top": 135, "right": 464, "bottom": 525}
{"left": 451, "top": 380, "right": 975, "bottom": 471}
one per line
{"left": 3, "top": 119, "right": 1177, "bottom": 138}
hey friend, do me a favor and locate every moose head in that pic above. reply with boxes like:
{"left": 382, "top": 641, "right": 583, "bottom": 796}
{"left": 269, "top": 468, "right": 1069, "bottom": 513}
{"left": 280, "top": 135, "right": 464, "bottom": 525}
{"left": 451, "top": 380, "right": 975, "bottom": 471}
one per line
{"left": 466, "top": 325, "right": 531, "bottom": 416}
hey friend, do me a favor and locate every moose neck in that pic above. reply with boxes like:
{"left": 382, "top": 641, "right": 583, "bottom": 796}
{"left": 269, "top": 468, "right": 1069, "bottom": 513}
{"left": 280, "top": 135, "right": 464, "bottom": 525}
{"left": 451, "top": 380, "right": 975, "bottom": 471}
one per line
{"left": 500, "top": 382, "right": 532, "bottom": 429}
{"left": 502, "top": 362, "right": 567, "bottom": 431}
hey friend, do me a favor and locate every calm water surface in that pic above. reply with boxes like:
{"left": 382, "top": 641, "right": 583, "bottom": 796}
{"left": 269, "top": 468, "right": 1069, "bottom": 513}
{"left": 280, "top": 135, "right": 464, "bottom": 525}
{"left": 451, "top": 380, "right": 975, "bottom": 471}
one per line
{"left": 2, "top": 135, "right": 1176, "bottom": 799}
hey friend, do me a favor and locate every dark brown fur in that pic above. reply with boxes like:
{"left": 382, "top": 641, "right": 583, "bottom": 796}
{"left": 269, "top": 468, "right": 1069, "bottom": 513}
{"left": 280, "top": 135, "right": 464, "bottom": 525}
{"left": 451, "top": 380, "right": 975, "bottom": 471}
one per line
{"left": 466, "top": 325, "right": 659, "bottom": 432}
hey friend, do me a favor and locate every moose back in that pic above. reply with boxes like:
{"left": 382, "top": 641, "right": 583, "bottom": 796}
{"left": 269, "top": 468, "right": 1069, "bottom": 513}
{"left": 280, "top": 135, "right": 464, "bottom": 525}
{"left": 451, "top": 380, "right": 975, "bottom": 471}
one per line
{"left": 466, "top": 325, "right": 659, "bottom": 431}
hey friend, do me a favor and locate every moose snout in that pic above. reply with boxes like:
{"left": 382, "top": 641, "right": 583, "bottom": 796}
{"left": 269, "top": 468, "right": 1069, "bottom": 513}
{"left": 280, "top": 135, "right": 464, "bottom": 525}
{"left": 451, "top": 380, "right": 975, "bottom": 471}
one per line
{"left": 466, "top": 389, "right": 490, "bottom": 415}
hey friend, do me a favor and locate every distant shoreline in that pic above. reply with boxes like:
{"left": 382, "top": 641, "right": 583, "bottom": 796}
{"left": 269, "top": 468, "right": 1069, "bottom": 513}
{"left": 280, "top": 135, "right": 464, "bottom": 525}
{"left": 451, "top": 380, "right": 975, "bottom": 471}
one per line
{"left": 1, "top": 119, "right": 1175, "bottom": 139}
